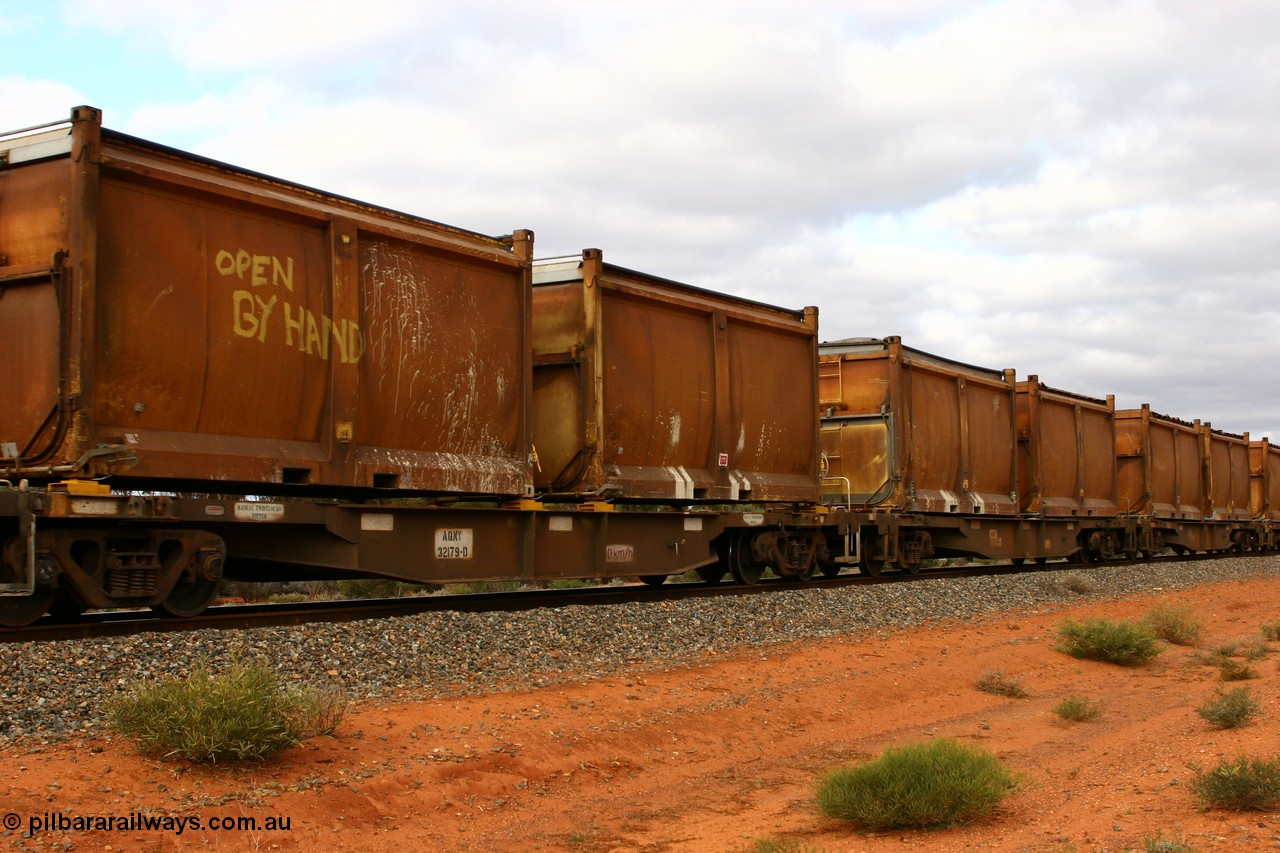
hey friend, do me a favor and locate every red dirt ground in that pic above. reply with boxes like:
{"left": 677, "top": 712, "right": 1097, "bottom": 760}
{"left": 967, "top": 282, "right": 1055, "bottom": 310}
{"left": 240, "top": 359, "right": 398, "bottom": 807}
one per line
{"left": 5, "top": 573, "right": 1280, "bottom": 852}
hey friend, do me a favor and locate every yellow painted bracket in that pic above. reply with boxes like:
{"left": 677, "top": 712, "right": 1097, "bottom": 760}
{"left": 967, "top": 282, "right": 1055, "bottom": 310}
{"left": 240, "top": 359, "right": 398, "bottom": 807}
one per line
{"left": 55, "top": 480, "right": 111, "bottom": 496}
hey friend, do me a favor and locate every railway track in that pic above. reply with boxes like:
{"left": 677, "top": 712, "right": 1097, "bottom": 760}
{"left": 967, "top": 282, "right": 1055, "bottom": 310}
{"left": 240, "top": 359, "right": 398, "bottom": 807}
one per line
{"left": 0, "top": 554, "right": 1221, "bottom": 644}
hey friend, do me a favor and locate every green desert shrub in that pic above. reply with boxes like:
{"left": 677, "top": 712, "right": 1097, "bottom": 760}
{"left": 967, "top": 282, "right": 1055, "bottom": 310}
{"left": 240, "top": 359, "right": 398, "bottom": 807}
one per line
{"left": 1054, "top": 695, "right": 1102, "bottom": 723}
{"left": 1143, "top": 604, "right": 1203, "bottom": 646}
{"left": 814, "top": 737, "right": 1019, "bottom": 829}
{"left": 1190, "top": 756, "right": 1280, "bottom": 810}
{"left": 336, "top": 577, "right": 417, "bottom": 598}
{"left": 749, "top": 840, "right": 826, "bottom": 853}
{"left": 1060, "top": 573, "right": 1095, "bottom": 595}
{"left": 266, "top": 592, "right": 310, "bottom": 604}
{"left": 1213, "top": 639, "right": 1271, "bottom": 661}
{"left": 1055, "top": 618, "right": 1162, "bottom": 665}
{"left": 440, "top": 580, "right": 523, "bottom": 595}
{"left": 1260, "top": 621, "right": 1280, "bottom": 642}
{"left": 1197, "top": 688, "right": 1261, "bottom": 729}
{"left": 1202, "top": 641, "right": 1267, "bottom": 680}
{"left": 1217, "top": 658, "right": 1260, "bottom": 681}
{"left": 107, "top": 659, "right": 345, "bottom": 762}
{"left": 1143, "top": 832, "right": 1193, "bottom": 853}
{"left": 974, "top": 670, "right": 1029, "bottom": 698}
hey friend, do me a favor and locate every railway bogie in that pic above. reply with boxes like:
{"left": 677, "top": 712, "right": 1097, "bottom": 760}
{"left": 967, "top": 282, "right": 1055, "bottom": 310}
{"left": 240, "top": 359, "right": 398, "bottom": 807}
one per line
{"left": 711, "top": 524, "right": 830, "bottom": 584}
{"left": 0, "top": 482, "right": 226, "bottom": 626}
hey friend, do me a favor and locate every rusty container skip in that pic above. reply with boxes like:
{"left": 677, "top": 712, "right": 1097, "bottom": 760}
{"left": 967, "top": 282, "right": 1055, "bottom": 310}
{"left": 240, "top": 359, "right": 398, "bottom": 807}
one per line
{"left": 531, "top": 249, "right": 820, "bottom": 502}
{"left": 818, "top": 337, "right": 1019, "bottom": 515}
{"left": 1204, "top": 426, "right": 1251, "bottom": 521}
{"left": 1015, "top": 377, "right": 1118, "bottom": 517}
{"left": 1114, "top": 405, "right": 1205, "bottom": 518}
{"left": 0, "top": 107, "right": 534, "bottom": 496}
{"left": 1249, "top": 438, "right": 1280, "bottom": 522}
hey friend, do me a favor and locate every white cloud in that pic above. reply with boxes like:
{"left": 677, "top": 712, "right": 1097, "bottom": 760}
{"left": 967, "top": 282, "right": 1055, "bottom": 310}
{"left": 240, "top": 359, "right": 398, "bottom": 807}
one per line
{"left": 0, "top": 78, "right": 88, "bottom": 128}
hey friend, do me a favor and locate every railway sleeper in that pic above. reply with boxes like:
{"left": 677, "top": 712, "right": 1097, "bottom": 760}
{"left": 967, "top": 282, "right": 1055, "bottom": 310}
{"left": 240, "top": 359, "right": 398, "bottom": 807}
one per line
{"left": 0, "top": 527, "right": 226, "bottom": 626}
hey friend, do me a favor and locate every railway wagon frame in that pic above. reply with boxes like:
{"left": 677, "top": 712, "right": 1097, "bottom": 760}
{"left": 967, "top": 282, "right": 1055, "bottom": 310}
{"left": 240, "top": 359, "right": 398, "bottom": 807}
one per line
{"left": 0, "top": 478, "right": 838, "bottom": 625}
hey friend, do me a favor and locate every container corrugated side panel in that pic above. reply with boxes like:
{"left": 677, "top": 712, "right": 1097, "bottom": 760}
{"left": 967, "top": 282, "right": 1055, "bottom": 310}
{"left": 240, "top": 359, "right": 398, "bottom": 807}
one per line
{"left": 723, "top": 309, "right": 819, "bottom": 500}
{"left": 900, "top": 349, "right": 1018, "bottom": 516}
{"left": 0, "top": 115, "right": 85, "bottom": 473}
{"left": 1249, "top": 439, "right": 1280, "bottom": 521}
{"left": 1115, "top": 406, "right": 1204, "bottom": 519}
{"left": 1015, "top": 380, "right": 1117, "bottom": 517}
{"left": 355, "top": 233, "right": 531, "bottom": 493}
{"left": 1205, "top": 428, "right": 1251, "bottom": 521}
{"left": 0, "top": 139, "right": 69, "bottom": 462}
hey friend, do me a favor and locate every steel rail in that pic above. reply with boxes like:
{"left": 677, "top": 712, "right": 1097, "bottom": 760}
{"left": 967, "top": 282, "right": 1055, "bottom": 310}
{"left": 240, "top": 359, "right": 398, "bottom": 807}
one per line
{"left": 0, "top": 551, "right": 1226, "bottom": 644}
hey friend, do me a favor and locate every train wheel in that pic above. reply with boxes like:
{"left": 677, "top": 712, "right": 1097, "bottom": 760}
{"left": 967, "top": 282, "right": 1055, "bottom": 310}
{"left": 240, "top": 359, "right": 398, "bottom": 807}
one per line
{"left": 896, "top": 555, "right": 923, "bottom": 574}
{"left": 0, "top": 587, "right": 55, "bottom": 627}
{"left": 858, "top": 552, "right": 883, "bottom": 577}
{"left": 695, "top": 565, "right": 727, "bottom": 584}
{"left": 725, "top": 535, "right": 766, "bottom": 585}
{"left": 638, "top": 575, "right": 668, "bottom": 586}
{"left": 152, "top": 577, "right": 219, "bottom": 618}
{"left": 857, "top": 530, "right": 883, "bottom": 576}
{"left": 732, "top": 561, "right": 765, "bottom": 585}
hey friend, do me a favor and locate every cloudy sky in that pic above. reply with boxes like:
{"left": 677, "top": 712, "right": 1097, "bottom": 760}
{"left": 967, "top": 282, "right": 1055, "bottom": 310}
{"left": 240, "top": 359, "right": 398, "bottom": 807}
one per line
{"left": 5, "top": 0, "right": 1280, "bottom": 438}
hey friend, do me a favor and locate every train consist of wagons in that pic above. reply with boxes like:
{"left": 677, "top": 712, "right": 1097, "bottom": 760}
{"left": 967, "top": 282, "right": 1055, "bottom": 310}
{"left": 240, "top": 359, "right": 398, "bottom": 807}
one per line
{"left": 0, "top": 107, "right": 1275, "bottom": 627}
